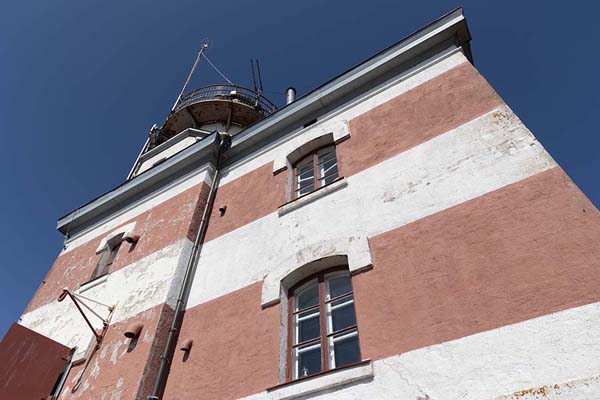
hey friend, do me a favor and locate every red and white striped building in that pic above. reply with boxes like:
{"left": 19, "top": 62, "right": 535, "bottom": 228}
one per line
{"left": 3, "top": 8, "right": 600, "bottom": 400}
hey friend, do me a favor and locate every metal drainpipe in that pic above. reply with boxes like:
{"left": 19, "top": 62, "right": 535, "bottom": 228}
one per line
{"left": 148, "top": 131, "right": 231, "bottom": 400}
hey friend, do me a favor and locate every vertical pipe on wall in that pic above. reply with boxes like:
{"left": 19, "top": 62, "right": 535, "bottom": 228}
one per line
{"left": 148, "top": 131, "right": 231, "bottom": 400}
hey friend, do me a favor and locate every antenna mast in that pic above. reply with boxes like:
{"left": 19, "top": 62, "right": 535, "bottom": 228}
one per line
{"left": 171, "top": 40, "right": 209, "bottom": 112}
{"left": 250, "top": 59, "right": 265, "bottom": 107}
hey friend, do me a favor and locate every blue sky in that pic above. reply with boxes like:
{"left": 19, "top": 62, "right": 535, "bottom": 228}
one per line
{"left": 1, "top": 1, "right": 599, "bottom": 339}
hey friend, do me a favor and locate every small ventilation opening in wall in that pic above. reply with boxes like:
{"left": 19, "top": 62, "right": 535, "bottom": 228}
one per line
{"left": 303, "top": 118, "right": 317, "bottom": 129}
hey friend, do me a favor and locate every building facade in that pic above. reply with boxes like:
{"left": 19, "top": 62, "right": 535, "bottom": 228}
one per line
{"left": 3, "top": 8, "right": 600, "bottom": 400}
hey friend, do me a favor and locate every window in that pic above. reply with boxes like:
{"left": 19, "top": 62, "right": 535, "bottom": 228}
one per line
{"left": 90, "top": 240, "right": 121, "bottom": 280}
{"left": 288, "top": 269, "right": 361, "bottom": 380}
{"left": 293, "top": 145, "right": 339, "bottom": 198}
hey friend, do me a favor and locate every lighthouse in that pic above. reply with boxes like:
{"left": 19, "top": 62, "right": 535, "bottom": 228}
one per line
{"left": 2, "top": 8, "right": 600, "bottom": 400}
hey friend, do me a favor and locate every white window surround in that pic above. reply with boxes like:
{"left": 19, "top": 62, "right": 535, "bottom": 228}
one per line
{"left": 95, "top": 222, "right": 136, "bottom": 253}
{"left": 261, "top": 236, "right": 373, "bottom": 307}
{"left": 267, "top": 360, "right": 373, "bottom": 400}
{"left": 272, "top": 123, "right": 350, "bottom": 174}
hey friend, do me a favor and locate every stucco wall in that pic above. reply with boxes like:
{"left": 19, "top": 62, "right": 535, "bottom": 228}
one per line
{"left": 19, "top": 169, "right": 212, "bottom": 398}
{"left": 19, "top": 40, "right": 600, "bottom": 400}
{"left": 240, "top": 301, "right": 600, "bottom": 400}
{"left": 26, "top": 178, "right": 210, "bottom": 312}
{"left": 58, "top": 304, "right": 175, "bottom": 400}
{"left": 163, "top": 282, "right": 281, "bottom": 400}
{"left": 162, "top": 52, "right": 600, "bottom": 399}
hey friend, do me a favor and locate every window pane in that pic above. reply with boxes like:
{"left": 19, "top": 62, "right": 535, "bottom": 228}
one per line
{"left": 296, "top": 344, "right": 322, "bottom": 378}
{"left": 92, "top": 249, "right": 110, "bottom": 279}
{"left": 317, "top": 148, "right": 335, "bottom": 163}
{"left": 295, "top": 281, "right": 318, "bottom": 311}
{"left": 105, "top": 242, "right": 121, "bottom": 267}
{"left": 331, "top": 331, "right": 360, "bottom": 369}
{"left": 296, "top": 160, "right": 314, "bottom": 196}
{"left": 319, "top": 169, "right": 339, "bottom": 187}
{"left": 318, "top": 150, "right": 338, "bottom": 187}
{"left": 297, "top": 165, "right": 314, "bottom": 181}
{"left": 329, "top": 297, "right": 356, "bottom": 332}
{"left": 296, "top": 310, "right": 320, "bottom": 343}
{"left": 296, "top": 185, "right": 314, "bottom": 197}
{"left": 326, "top": 274, "right": 352, "bottom": 299}
{"left": 318, "top": 155, "right": 337, "bottom": 176}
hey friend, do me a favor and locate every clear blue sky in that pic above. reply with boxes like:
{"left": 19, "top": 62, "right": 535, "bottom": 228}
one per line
{"left": 1, "top": 1, "right": 599, "bottom": 339}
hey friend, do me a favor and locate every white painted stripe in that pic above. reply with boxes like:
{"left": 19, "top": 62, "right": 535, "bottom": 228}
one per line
{"left": 20, "top": 239, "right": 193, "bottom": 357}
{"left": 187, "top": 105, "right": 557, "bottom": 309}
{"left": 241, "top": 301, "right": 600, "bottom": 400}
{"left": 219, "top": 49, "right": 469, "bottom": 185}
{"left": 61, "top": 167, "right": 212, "bottom": 254}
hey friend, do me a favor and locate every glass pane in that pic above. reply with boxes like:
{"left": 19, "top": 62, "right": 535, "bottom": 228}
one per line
{"left": 297, "top": 165, "right": 314, "bottom": 181}
{"left": 296, "top": 344, "right": 322, "bottom": 378}
{"left": 295, "top": 281, "right": 318, "bottom": 311}
{"left": 318, "top": 150, "right": 338, "bottom": 187}
{"left": 319, "top": 168, "right": 338, "bottom": 187}
{"left": 105, "top": 242, "right": 121, "bottom": 267}
{"left": 296, "top": 161, "right": 314, "bottom": 196}
{"left": 317, "top": 147, "right": 335, "bottom": 162}
{"left": 92, "top": 249, "right": 110, "bottom": 279}
{"left": 297, "top": 175, "right": 314, "bottom": 188}
{"left": 296, "top": 186, "right": 314, "bottom": 197}
{"left": 327, "top": 274, "right": 352, "bottom": 299}
{"left": 296, "top": 310, "right": 320, "bottom": 343}
{"left": 331, "top": 331, "right": 360, "bottom": 369}
{"left": 330, "top": 297, "right": 356, "bottom": 332}
{"left": 319, "top": 156, "right": 337, "bottom": 175}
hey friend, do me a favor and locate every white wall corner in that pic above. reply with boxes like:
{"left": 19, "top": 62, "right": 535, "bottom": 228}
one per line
{"left": 261, "top": 236, "right": 373, "bottom": 307}
{"left": 95, "top": 222, "right": 137, "bottom": 253}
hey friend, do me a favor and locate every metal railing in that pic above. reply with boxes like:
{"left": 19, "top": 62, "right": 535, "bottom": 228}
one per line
{"left": 174, "top": 84, "right": 277, "bottom": 116}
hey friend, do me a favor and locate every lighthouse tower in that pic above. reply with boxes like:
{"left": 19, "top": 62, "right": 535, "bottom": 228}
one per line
{"left": 3, "top": 8, "right": 600, "bottom": 400}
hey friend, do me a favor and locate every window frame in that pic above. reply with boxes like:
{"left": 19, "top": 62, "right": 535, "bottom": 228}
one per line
{"left": 286, "top": 266, "right": 361, "bottom": 382}
{"left": 292, "top": 144, "right": 339, "bottom": 199}
{"left": 90, "top": 240, "right": 121, "bottom": 281}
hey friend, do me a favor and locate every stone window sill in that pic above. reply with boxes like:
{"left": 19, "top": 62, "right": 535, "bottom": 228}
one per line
{"left": 78, "top": 273, "right": 109, "bottom": 293}
{"left": 278, "top": 177, "right": 348, "bottom": 217}
{"left": 267, "top": 360, "right": 373, "bottom": 400}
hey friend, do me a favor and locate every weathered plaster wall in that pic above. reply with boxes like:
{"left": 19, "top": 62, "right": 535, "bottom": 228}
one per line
{"left": 186, "top": 104, "right": 556, "bottom": 310}
{"left": 157, "top": 44, "right": 600, "bottom": 399}
{"left": 206, "top": 56, "right": 502, "bottom": 243}
{"left": 163, "top": 282, "right": 281, "bottom": 400}
{"left": 166, "top": 166, "right": 600, "bottom": 400}
{"left": 353, "top": 166, "right": 600, "bottom": 361}
{"left": 205, "top": 163, "right": 287, "bottom": 242}
{"left": 20, "top": 239, "right": 193, "bottom": 357}
{"left": 240, "top": 301, "right": 600, "bottom": 400}
{"left": 58, "top": 303, "right": 174, "bottom": 400}
{"left": 26, "top": 180, "right": 210, "bottom": 312}
{"left": 61, "top": 166, "right": 212, "bottom": 254}
{"left": 23, "top": 35, "right": 600, "bottom": 400}
{"left": 339, "top": 59, "right": 501, "bottom": 177}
